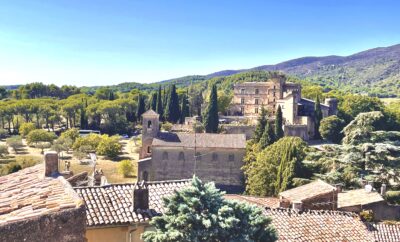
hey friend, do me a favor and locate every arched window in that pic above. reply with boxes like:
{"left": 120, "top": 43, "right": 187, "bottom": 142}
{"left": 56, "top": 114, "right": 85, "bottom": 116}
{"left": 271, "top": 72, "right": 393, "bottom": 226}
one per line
{"left": 142, "top": 171, "right": 149, "bottom": 181}
{"left": 162, "top": 151, "right": 168, "bottom": 160}
{"left": 147, "top": 120, "right": 152, "bottom": 128}
{"left": 178, "top": 152, "right": 185, "bottom": 161}
{"left": 228, "top": 154, "right": 235, "bottom": 162}
{"left": 212, "top": 153, "right": 218, "bottom": 161}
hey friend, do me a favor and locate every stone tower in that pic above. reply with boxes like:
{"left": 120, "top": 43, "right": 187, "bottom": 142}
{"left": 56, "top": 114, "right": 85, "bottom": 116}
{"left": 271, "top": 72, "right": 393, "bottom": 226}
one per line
{"left": 140, "top": 110, "right": 160, "bottom": 159}
{"left": 324, "top": 98, "right": 338, "bottom": 116}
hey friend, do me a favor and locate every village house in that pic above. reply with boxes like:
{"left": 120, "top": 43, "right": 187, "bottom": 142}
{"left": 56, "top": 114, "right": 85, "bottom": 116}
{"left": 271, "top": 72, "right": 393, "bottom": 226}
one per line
{"left": 138, "top": 110, "right": 246, "bottom": 192}
{"left": 228, "top": 74, "right": 338, "bottom": 140}
{"left": 0, "top": 152, "right": 86, "bottom": 242}
{"left": 74, "top": 179, "right": 191, "bottom": 242}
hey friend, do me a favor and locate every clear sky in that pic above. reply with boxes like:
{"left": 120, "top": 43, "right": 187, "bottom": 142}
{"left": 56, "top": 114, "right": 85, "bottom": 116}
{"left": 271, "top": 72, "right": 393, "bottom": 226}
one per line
{"left": 0, "top": 0, "right": 399, "bottom": 86}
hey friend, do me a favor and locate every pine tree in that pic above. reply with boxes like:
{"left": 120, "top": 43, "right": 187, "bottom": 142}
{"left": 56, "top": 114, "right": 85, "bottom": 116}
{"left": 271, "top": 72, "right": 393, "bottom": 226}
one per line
{"left": 156, "top": 86, "right": 163, "bottom": 116}
{"left": 203, "top": 84, "right": 219, "bottom": 133}
{"left": 136, "top": 94, "right": 146, "bottom": 122}
{"left": 80, "top": 99, "right": 88, "bottom": 129}
{"left": 164, "top": 85, "right": 180, "bottom": 123}
{"left": 142, "top": 176, "right": 277, "bottom": 242}
{"left": 259, "top": 122, "right": 276, "bottom": 149}
{"left": 108, "top": 91, "right": 115, "bottom": 100}
{"left": 254, "top": 105, "right": 267, "bottom": 142}
{"left": 180, "top": 94, "right": 190, "bottom": 124}
{"left": 275, "top": 105, "right": 284, "bottom": 139}
{"left": 314, "top": 96, "right": 323, "bottom": 139}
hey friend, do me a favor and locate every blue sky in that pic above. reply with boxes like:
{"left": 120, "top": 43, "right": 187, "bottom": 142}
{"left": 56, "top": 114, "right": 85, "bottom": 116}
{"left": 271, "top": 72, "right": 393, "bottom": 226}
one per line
{"left": 0, "top": 0, "right": 399, "bottom": 86}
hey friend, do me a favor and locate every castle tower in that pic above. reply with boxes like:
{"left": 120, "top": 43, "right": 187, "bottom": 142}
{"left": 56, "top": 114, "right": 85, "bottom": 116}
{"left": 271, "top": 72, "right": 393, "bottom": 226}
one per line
{"left": 140, "top": 110, "right": 160, "bottom": 159}
{"left": 324, "top": 98, "right": 338, "bottom": 116}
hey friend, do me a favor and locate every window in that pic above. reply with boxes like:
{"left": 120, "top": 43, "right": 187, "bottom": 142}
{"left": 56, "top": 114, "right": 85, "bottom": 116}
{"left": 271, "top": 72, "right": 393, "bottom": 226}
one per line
{"left": 255, "top": 107, "right": 259, "bottom": 114}
{"left": 273, "top": 92, "right": 276, "bottom": 97}
{"left": 255, "top": 98, "right": 259, "bottom": 105}
{"left": 273, "top": 86, "right": 276, "bottom": 90}
{"left": 147, "top": 146, "right": 151, "bottom": 153}
{"left": 195, "top": 152, "right": 202, "bottom": 161}
{"left": 241, "top": 98, "right": 245, "bottom": 104}
{"left": 212, "top": 153, "right": 218, "bottom": 161}
{"left": 162, "top": 151, "right": 168, "bottom": 160}
{"left": 240, "top": 107, "right": 245, "bottom": 115}
{"left": 178, "top": 152, "right": 185, "bottom": 161}
{"left": 228, "top": 154, "right": 235, "bottom": 162}
{"left": 255, "top": 88, "right": 259, "bottom": 94}
{"left": 241, "top": 89, "right": 245, "bottom": 94}
{"left": 147, "top": 120, "right": 152, "bottom": 128}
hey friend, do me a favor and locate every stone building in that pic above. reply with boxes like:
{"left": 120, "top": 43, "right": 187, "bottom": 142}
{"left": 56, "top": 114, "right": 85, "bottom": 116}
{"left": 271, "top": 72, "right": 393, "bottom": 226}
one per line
{"left": 138, "top": 110, "right": 246, "bottom": 192}
{"left": 229, "top": 74, "right": 338, "bottom": 140}
{"left": 0, "top": 152, "right": 86, "bottom": 242}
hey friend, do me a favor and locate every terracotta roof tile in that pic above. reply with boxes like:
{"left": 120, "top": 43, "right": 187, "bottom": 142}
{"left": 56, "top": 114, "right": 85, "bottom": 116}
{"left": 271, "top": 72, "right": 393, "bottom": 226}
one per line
{"left": 338, "top": 189, "right": 385, "bottom": 208}
{"left": 367, "top": 222, "right": 400, "bottom": 242}
{"left": 74, "top": 179, "right": 191, "bottom": 227}
{"left": 224, "top": 194, "right": 280, "bottom": 208}
{"left": 265, "top": 208, "right": 375, "bottom": 241}
{"left": 279, "top": 180, "right": 336, "bottom": 202}
{"left": 0, "top": 164, "right": 82, "bottom": 225}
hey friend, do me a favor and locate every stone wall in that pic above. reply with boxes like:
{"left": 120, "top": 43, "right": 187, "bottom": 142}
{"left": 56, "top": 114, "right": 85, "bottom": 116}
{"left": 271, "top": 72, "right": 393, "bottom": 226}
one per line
{"left": 144, "top": 147, "right": 245, "bottom": 191}
{"left": 284, "top": 125, "right": 309, "bottom": 140}
{"left": 339, "top": 201, "right": 400, "bottom": 221}
{"left": 0, "top": 205, "right": 86, "bottom": 242}
{"left": 223, "top": 125, "right": 256, "bottom": 140}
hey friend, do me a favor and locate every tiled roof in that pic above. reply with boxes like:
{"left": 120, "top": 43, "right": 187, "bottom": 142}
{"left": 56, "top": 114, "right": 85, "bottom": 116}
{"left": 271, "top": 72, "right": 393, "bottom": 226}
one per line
{"left": 265, "top": 208, "right": 375, "bottom": 242}
{"left": 367, "top": 222, "right": 400, "bottom": 242}
{"left": 279, "top": 180, "right": 336, "bottom": 202}
{"left": 74, "top": 179, "right": 191, "bottom": 227}
{"left": 224, "top": 194, "right": 280, "bottom": 208}
{"left": 338, "top": 189, "right": 385, "bottom": 208}
{"left": 142, "top": 109, "right": 159, "bottom": 117}
{"left": 0, "top": 164, "right": 82, "bottom": 225}
{"left": 152, "top": 132, "right": 246, "bottom": 149}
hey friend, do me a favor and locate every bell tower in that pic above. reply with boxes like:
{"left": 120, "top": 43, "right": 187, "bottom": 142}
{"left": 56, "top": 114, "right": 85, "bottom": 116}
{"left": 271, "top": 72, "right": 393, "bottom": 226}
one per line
{"left": 140, "top": 110, "right": 160, "bottom": 159}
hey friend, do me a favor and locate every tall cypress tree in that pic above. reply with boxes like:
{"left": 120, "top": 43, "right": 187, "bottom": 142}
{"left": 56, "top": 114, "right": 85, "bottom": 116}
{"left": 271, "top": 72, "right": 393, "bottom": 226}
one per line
{"left": 314, "top": 96, "right": 323, "bottom": 139}
{"left": 156, "top": 86, "right": 163, "bottom": 116}
{"left": 80, "top": 98, "right": 88, "bottom": 129}
{"left": 136, "top": 94, "right": 146, "bottom": 122}
{"left": 254, "top": 105, "right": 267, "bottom": 142}
{"left": 165, "top": 85, "right": 180, "bottom": 123}
{"left": 180, "top": 94, "right": 190, "bottom": 124}
{"left": 204, "top": 84, "right": 219, "bottom": 133}
{"left": 149, "top": 92, "right": 157, "bottom": 111}
{"left": 259, "top": 121, "right": 276, "bottom": 149}
{"left": 275, "top": 105, "right": 284, "bottom": 139}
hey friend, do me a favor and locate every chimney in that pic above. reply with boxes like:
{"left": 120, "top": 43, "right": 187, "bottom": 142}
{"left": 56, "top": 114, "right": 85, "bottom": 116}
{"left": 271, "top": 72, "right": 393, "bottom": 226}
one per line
{"left": 292, "top": 201, "right": 303, "bottom": 211}
{"left": 381, "top": 184, "right": 387, "bottom": 196}
{"left": 44, "top": 151, "right": 59, "bottom": 177}
{"left": 133, "top": 181, "right": 149, "bottom": 211}
{"left": 335, "top": 184, "right": 342, "bottom": 193}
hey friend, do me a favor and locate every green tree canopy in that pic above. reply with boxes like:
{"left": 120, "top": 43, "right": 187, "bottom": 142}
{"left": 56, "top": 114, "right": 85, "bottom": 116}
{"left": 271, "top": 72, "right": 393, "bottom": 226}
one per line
{"left": 314, "top": 96, "right": 323, "bottom": 139}
{"left": 142, "top": 176, "right": 277, "bottom": 242}
{"left": 259, "top": 122, "right": 276, "bottom": 149}
{"left": 319, "top": 115, "right": 345, "bottom": 143}
{"left": 164, "top": 84, "right": 181, "bottom": 123}
{"left": 253, "top": 106, "right": 267, "bottom": 142}
{"left": 274, "top": 106, "right": 284, "bottom": 139}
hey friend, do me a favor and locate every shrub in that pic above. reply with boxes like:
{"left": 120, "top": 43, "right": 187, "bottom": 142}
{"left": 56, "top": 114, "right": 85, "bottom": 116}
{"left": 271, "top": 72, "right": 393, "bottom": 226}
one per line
{"left": 118, "top": 159, "right": 134, "bottom": 177}
{"left": 15, "top": 155, "right": 42, "bottom": 168}
{"left": 319, "top": 115, "right": 345, "bottom": 143}
{"left": 0, "top": 145, "right": 9, "bottom": 157}
{"left": 7, "top": 163, "right": 22, "bottom": 174}
{"left": 73, "top": 133, "right": 102, "bottom": 151}
{"left": 360, "top": 210, "right": 374, "bottom": 222}
{"left": 6, "top": 136, "right": 23, "bottom": 154}
{"left": 73, "top": 145, "right": 92, "bottom": 160}
{"left": 26, "top": 129, "right": 56, "bottom": 146}
{"left": 19, "top": 122, "right": 36, "bottom": 137}
{"left": 61, "top": 128, "right": 80, "bottom": 142}
{"left": 0, "top": 129, "right": 8, "bottom": 139}
{"left": 161, "top": 122, "right": 173, "bottom": 132}
{"left": 96, "top": 135, "right": 122, "bottom": 159}
{"left": 385, "top": 191, "right": 400, "bottom": 205}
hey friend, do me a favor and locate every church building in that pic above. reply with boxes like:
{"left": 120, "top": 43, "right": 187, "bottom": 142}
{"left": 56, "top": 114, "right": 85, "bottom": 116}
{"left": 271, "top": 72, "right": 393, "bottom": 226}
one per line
{"left": 138, "top": 110, "right": 246, "bottom": 192}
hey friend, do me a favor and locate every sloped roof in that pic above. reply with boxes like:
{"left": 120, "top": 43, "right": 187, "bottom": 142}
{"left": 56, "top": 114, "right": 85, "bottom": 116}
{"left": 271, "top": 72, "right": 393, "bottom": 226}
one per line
{"left": 338, "top": 189, "right": 385, "bottom": 208}
{"left": 224, "top": 194, "right": 280, "bottom": 208}
{"left": 0, "top": 164, "right": 82, "bottom": 225}
{"left": 367, "top": 222, "right": 400, "bottom": 242}
{"left": 142, "top": 109, "right": 159, "bottom": 117}
{"left": 74, "top": 179, "right": 191, "bottom": 227}
{"left": 265, "top": 208, "right": 375, "bottom": 241}
{"left": 279, "top": 180, "right": 336, "bottom": 202}
{"left": 152, "top": 133, "right": 246, "bottom": 149}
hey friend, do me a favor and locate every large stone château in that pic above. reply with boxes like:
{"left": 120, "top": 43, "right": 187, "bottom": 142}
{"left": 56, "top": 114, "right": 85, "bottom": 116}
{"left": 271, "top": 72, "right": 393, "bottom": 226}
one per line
{"left": 229, "top": 74, "right": 338, "bottom": 140}
{"left": 138, "top": 110, "right": 246, "bottom": 192}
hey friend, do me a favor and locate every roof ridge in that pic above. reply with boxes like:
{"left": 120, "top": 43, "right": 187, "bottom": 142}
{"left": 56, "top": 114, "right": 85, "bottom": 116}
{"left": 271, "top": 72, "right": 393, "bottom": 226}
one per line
{"left": 74, "top": 179, "right": 192, "bottom": 189}
{"left": 265, "top": 207, "right": 360, "bottom": 217}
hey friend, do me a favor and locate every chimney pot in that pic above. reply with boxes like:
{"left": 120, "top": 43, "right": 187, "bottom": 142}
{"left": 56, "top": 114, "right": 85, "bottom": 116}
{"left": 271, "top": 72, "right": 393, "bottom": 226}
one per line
{"left": 292, "top": 201, "right": 303, "bottom": 211}
{"left": 133, "top": 181, "right": 149, "bottom": 211}
{"left": 44, "top": 151, "right": 59, "bottom": 177}
{"left": 381, "top": 184, "right": 387, "bottom": 196}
